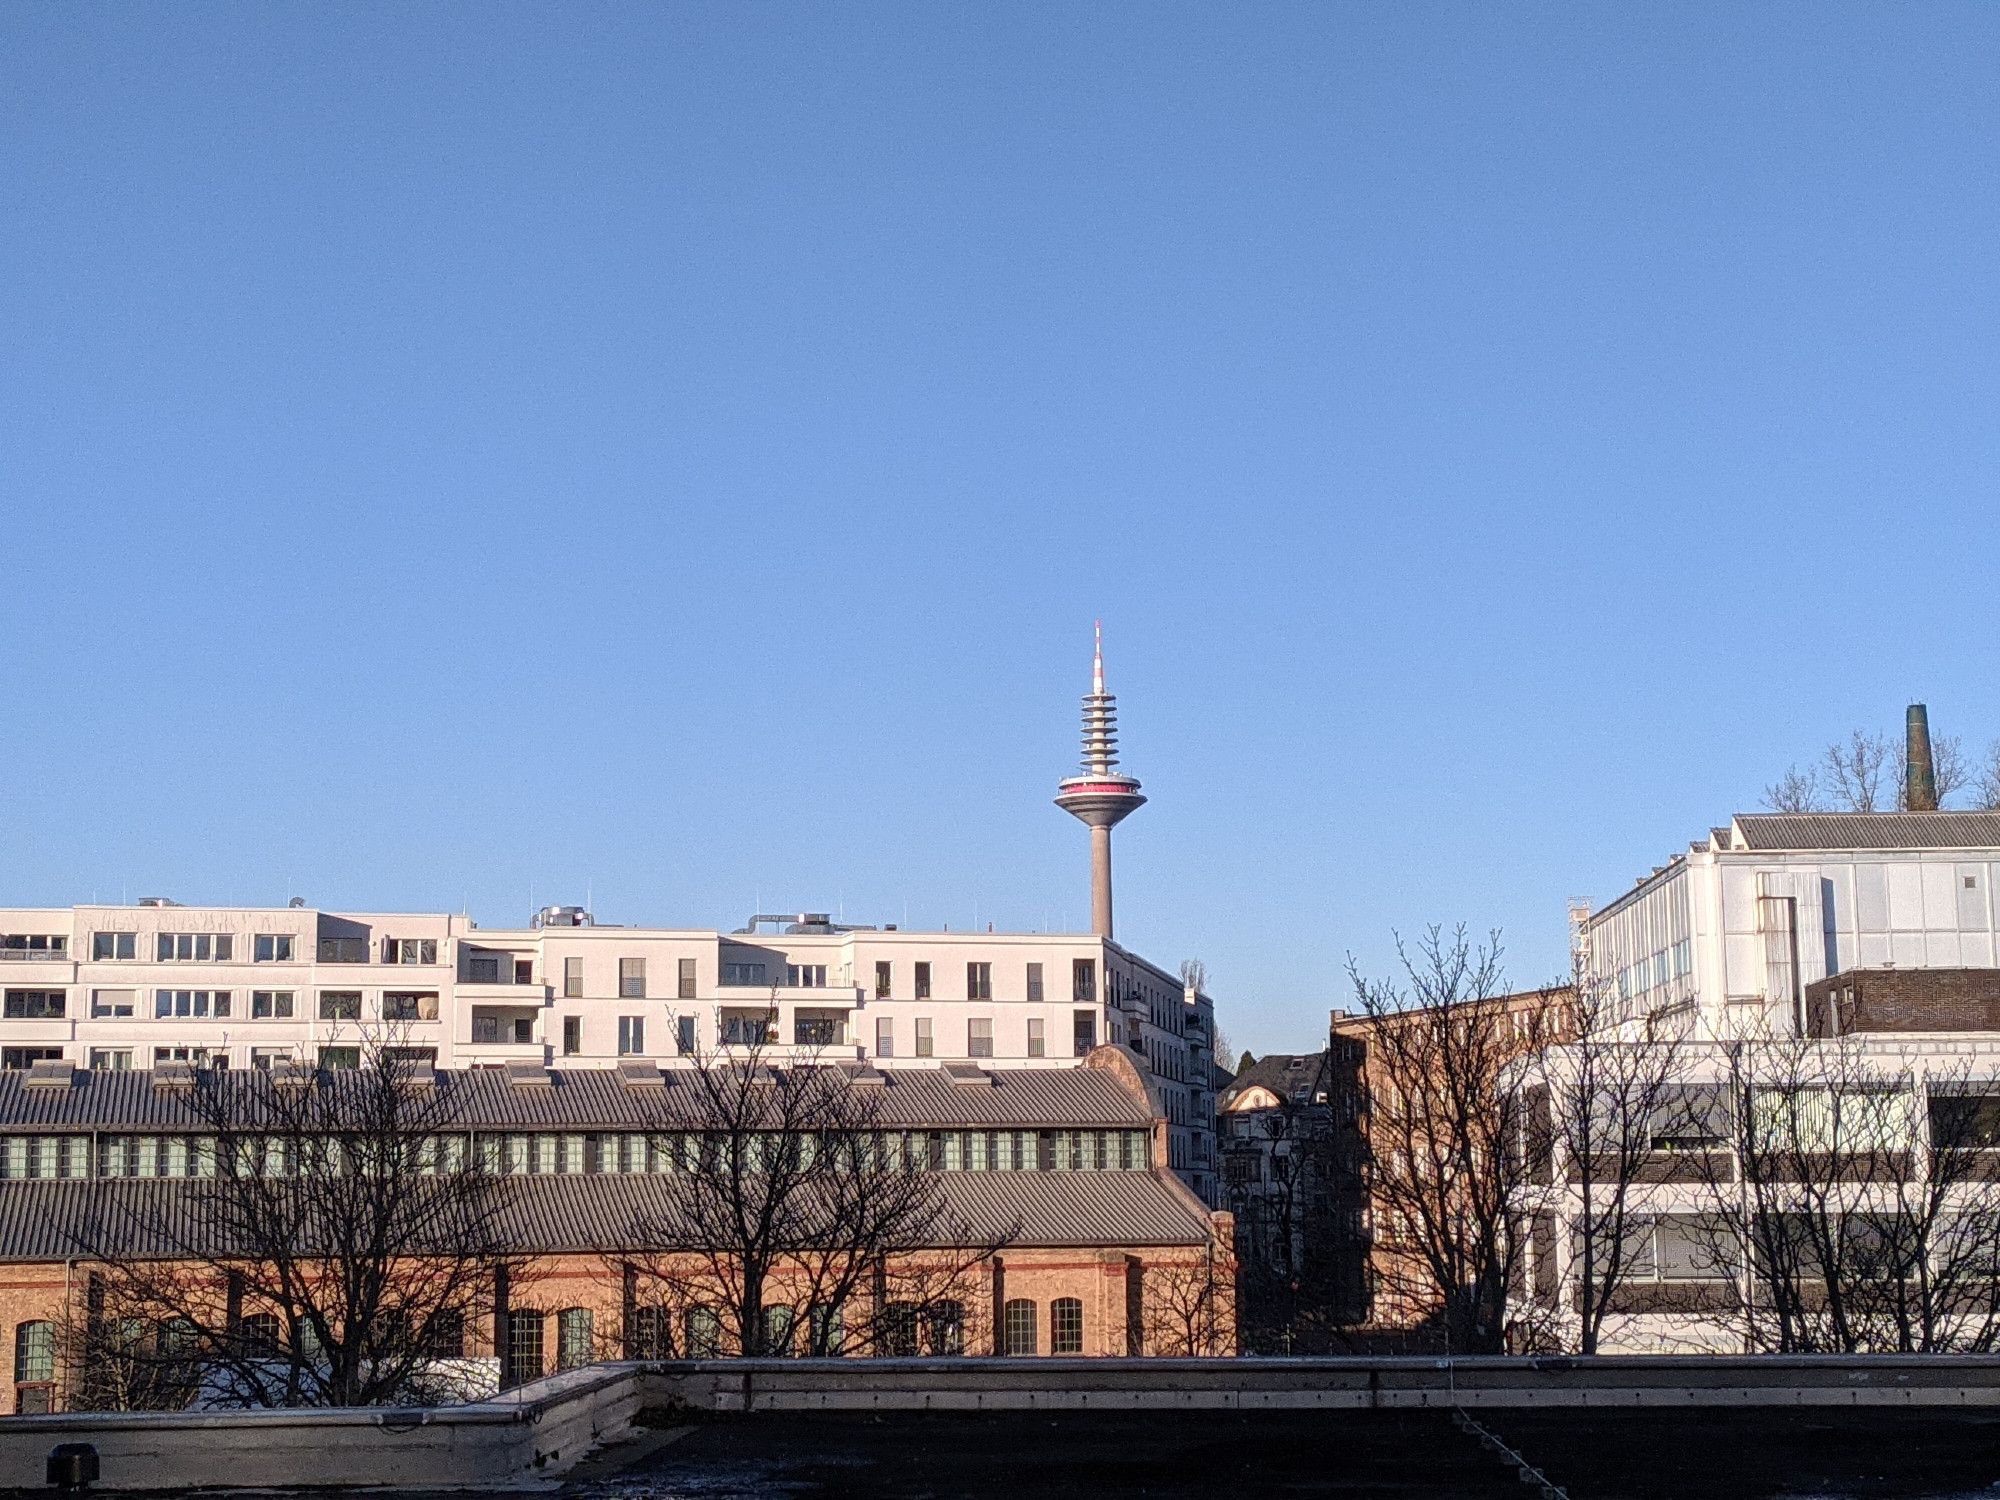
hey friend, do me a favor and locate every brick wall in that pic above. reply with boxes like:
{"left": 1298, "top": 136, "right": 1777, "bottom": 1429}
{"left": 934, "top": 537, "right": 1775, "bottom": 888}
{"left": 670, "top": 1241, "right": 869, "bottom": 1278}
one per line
{"left": 1804, "top": 968, "right": 2000, "bottom": 1036}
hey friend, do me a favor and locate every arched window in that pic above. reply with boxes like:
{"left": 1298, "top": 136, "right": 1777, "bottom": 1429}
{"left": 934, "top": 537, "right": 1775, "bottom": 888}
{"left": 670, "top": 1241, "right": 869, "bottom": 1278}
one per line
{"left": 924, "top": 1301, "right": 965, "bottom": 1357}
{"left": 1002, "top": 1298, "right": 1037, "bottom": 1356}
{"left": 424, "top": 1309, "right": 465, "bottom": 1360}
{"left": 14, "top": 1320, "right": 54, "bottom": 1384}
{"left": 238, "top": 1311, "right": 282, "bottom": 1356}
{"left": 684, "top": 1304, "right": 721, "bottom": 1359}
{"left": 1050, "top": 1298, "right": 1084, "bottom": 1355}
{"left": 505, "top": 1309, "right": 545, "bottom": 1387}
{"left": 878, "top": 1302, "right": 919, "bottom": 1357}
{"left": 556, "top": 1308, "right": 594, "bottom": 1371}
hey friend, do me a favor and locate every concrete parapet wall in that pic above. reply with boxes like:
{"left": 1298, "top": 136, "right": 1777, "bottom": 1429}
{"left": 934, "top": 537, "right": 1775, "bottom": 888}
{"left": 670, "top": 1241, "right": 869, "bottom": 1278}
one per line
{"left": 654, "top": 1354, "right": 2000, "bottom": 1413}
{"left": 0, "top": 1363, "right": 645, "bottom": 1491}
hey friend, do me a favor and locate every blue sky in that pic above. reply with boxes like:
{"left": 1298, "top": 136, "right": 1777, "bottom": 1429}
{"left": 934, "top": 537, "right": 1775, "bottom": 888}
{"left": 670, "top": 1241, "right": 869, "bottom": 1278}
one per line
{"left": 5, "top": 5, "right": 1999, "bottom": 1055}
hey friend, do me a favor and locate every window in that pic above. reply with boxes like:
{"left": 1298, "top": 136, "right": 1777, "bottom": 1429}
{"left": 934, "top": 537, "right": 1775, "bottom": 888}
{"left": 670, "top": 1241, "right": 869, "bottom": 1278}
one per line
{"left": 630, "top": 1305, "right": 674, "bottom": 1360}
{"left": 968, "top": 1018, "right": 993, "bottom": 1059}
{"left": 1050, "top": 1297, "right": 1083, "bottom": 1354}
{"left": 316, "top": 937, "right": 366, "bottom": 963}
{"left": 760, "top": 1305, "right": 796, "bottom": 1357}
{"left": 676, "top": 1015, "right": 696, "bottom": 1056}
{"left": 318, "top": 991, "right": 361, "bottom": 1021}
{"left": 91, "top": 989, "right": 135, "bottom": 1018}
{"left": 15, "top": 1320, "right": 55, "bottom": 1392}
{"left": 88, "top": 1049, "right": 132, "bottom": 1072}
{"left": 724, "top": 961, "right": 767, "bottom": 987}
{"left": 91, "top": 932, "right": 136, "bottom": 961}
{"left": 1027, "top": 1018, "right": 1045, "bottom": 1058}
{"left": 786, "top": 964, "right": 827, "bottom": 988}
{"left": 251, "top": 990, "right": 295, "bottom": 1020}
{"left": 513, "top": 958, "right": 533, "bottom": 984}
{"left": 915, "top": 1017, "right": 933, "bottom": 1058}
{"left": 807, "top": 1303, "right": 845, "bottom": 1357}
{"left": 505, "top": 1309, "right": 545, "bottom": 1386}
{"left": 879, "top": 1302, "right": 919, "bottom": 1357}
{"left": 684, "top": 1305, "right": 721, "bottom": 1358}
{"left": 1002, "top": 1299, "right": 1037, "bottom": 1356}
{"left": 914, "top": 962, "right": 932, "bottom": 1000}
{"left": 678, "top": 958, "right": 697, "bottom": 1000}
{"left": 875, "top": 961, "right": 892, "bottom": 999}
{"left": 563, "top": 1017, "right": 582, "bottom": 1057}
{"left": 384, "top": 992, "right": 434, "bottom": 1021}
{"left": 618, "top": 1017, "right": 645, "bottom": 1056}
{"left": 154, "top": 990, "right": 230, "bottom": 1018}
{"left": 556, "top": 1307, "right": 594, "bottom": 1371}
{"left": 468, "top": 955, "right": 501, "bottom": 983}
{"left": 424, "top": 1310, "right": 465, "bottom": 1359}
{"left": 794, "top": 1014, "right": 841, "bottom": 1047}
{"left": 875, "top": 1017, "right": 894, "bottom": 1059}
{"left": 563, "top": 957, "right": 584, "bottom": 998}
{"left": 721, "top": 1009, "right": 771, "bottom": 1045}
{"left": 965, "top": 962, "right": 991, "bottom": 1001}
{"left": 151, "top": 1045, "right": 219, "bottom": 1067}
{"left": 250, "top": 1048, "right": 287, "bottom": 1070}
{"left": 1933, "top": 1092, "right": 2000, "bottom": 1150}
{"left": 3, "top": 990, "right": 64, "bottom": 1019}
{"left": 925, "top": 1301, "right": 965, "bottom": 1356}
{"left": 157, "top": 934, "right": 232, "bottom": 962}
{"left": 319, "top": 1046, "right": 360, "bottom": 1070}
{"left": 1027, "top": 963, "right": 1044, "bottom": 1003}
{"left": 1072, "top": 959, "right": 1096, "bottom": 1003}
{"left": 387, "top": 938, "right": 437, "bottom": 966}
{"left": 1073, "top": 1010, "right": 1097, "bottom": 1056}
{"left": 253, "top": 935, "right": 294, "bottom": 963}
{"left": 2, "top": 1047, "right": 62, "bottom": 1069}
{"left": 0, "top": 936, "right": 66, "bottom": 960}
{"left": 620, "top": 958, "right": 647, "bottom": 999}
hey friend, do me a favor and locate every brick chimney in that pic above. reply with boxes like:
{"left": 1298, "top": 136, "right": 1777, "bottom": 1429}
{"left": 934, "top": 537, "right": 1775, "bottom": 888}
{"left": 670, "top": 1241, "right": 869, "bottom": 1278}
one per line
{"left": 1906, "top": 703, "right": 1938, "bottom": 812}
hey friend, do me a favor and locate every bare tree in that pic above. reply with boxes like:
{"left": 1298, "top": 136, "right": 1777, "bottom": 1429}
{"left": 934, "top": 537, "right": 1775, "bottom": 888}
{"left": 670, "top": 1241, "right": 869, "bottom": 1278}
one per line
{"left": 622, "top": 1041, "right": 1011, "bottom": 1358}
{"left": 1976, "top": 741, "right": 2000, "bottom": 811}
{"left": 1928, "top": 734, "right": 1970, "bottom": 807}
{"left": 1763, "top": 765, "right": 1822, "bottom": 814}
{"left": 1534, "top": 964, "right": 1695, "bottom": 1354}
{"left": 1822, "top": 730, "right": 1894, "bottom": 813}
{"left": 68, "top": 1036, "right": 513, "bottom": 1408}
{"left": 1225, "top": 1063, "right": 1337, "bottom": 1352}
{"left": 1139, "top": 1251, "right": 1232, "bottom": 1355}
{"left": 1346, "top": 927, "right": 1554, "bottom": 1353}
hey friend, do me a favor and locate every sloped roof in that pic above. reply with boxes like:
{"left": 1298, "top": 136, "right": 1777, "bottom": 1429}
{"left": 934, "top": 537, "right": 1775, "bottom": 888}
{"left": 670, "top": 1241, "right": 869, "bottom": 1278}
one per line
{"left": 1217, "top": 1052, "right": 1328, "bottom": 1111}
{"left": 0, "top": 1064, "right": 1153, "bottom": 1134}
{"left": 0, "top": 1168, "right": 1213, "bottom": 1262}
{"left": 1728, "top": 812, "right": 2000, "bottom": 852}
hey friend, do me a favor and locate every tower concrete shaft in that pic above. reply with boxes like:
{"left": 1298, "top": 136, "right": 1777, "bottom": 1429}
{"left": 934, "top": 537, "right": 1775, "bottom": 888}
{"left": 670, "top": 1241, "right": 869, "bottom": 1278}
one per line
{"left": 1054, "top": 623, "right": 1145, "bottom": 938}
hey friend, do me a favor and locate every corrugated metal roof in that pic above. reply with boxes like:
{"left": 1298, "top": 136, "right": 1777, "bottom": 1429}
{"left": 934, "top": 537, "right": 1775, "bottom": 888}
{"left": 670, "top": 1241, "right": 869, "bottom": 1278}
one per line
{"left": 0, "top": 1168, "right": 1212, "bottom": 1262}
{"left": 1730, "top": 812, "right": 2000, "bottom": 852}
{"left": 0, "top": 1065, "right": 1153, "bottom": 1133}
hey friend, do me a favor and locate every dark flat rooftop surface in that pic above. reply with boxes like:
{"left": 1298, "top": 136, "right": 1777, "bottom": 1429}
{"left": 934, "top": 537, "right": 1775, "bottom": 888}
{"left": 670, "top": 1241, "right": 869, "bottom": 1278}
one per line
{"left": 573, "top": 1408, "right": 2000, "bottom": 1499}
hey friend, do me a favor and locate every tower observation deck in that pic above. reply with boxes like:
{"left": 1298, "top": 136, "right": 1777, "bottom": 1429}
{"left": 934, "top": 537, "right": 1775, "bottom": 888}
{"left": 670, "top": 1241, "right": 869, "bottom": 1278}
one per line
{"left": 1055, "top": 623, "right": 1146, "bottom": 939}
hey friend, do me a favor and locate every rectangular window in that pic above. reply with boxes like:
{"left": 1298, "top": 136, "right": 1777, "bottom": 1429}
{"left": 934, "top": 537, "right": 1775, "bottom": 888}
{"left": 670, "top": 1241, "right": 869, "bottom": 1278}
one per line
{"left": 91, "top": 932, "right": 136, "bottom": 961}
{"left": 1050, "top": 1298, "right": 1083, "bottom": 1355}
{"left": 251, "top": 990, "right": 295, "bottom": 1019}
{"left": 1072, "top": 959, "right": 1096, "bottom": 1003}
{"left": 562, "top": 1016, "right": 582, "bottom": 1056}
{"left": 1002, "top": 1299, "right": 1037, "bottom": 1356}
{"left": 1, "top": 1047, "right": 62, "bottom": 1069}
{"left": 468, "top": 955, "right": 501, "bottom": 983}
{"left": 915, "top": 1017, "right": 933, "bottom": 1058}
{"left": 678, "top": 958, "right": 697, "bottom": 1000}
{"left": 387, "top": 938, "right": 437, "bottom": 966}
{"left": 318, "top": 991, "right": 361, "bottom": 1022}
{"left": 383, "top": 992, "right": 434, "bottom": 1021}
{"left": 514, "top": 958, "right": 534, "bottom": 985}
{"left": 720, "top": 1009, "right": 771, "bottom": 1045}
{"left": 785, "top": 964, "right": 827, "bottom": 988}
{"left": 505, "top": 1310, "right": 545, "bottom": 1387}
{"left": 966, "top": 963, "right": 991, "bottom": 1001}
{"left": 620, "top": 957, "right": 647, "bottom": 999}
{"left": 1027, "top": 1018, "right": 1045, "bottom": 1057}
{"left": 968, "top": 1018, "right": 993, "bottom": 1058}
{"left": 875, "top": 961, "right": 892, "bottom": 999}
{"left": 1073, "top": 1010, "right": 1096, "bottom": 1056}
{"left": 724, "top": 962, "right": 767, "bottom": 987}
{"left": 0, "top": 936, "right": 66, "bottom": 960}
{"left": 156, "top": 934, "right": 233, "bottom": 962}
{"left": 252, "top": 934, "right": 295, "bottom": 963}
{"left": 875, "top": 1017, "right": 894, "bottom": 1058}
{"left": 317, "top": 937, "right": 366, "bottom": 963}
{"left": 320, "top": 1045, "right": 360, "bottom": 1070}
{"left": 1026, "top": 963, "right": 1044, "bottom": 1003}
{"left": 153, "top": 990, "right": 229, "bottom": 1018}
{"left": 89, "top": 989, "right": 135, "bottom": 1018}
{"left": 88, "top": 1048, "right": 132, "bottom": 1072}
{"left": 563, "top": 957, "right": 584, "bottom": 998}
{"left": 914, "top": 962, "right": 932, "bottom": 1000}
{"left": 618, "top": 1016, "right": 645, "bottom": 1056}
{"left": 3, "top": 990, "right": 65, "bottom": 1020}
{"left": 676, "top": 1015, "right": 696, "bottom": 1055}
{"left": 794, "top": 1014, "right": 841, "bottom": 1047}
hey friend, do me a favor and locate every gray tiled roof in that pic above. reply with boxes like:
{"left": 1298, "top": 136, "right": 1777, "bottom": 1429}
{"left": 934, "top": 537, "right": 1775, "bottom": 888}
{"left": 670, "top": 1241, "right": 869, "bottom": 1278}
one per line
{"left": 1729, "top": 812, "right": 2000, "bottom": 852}
{"left": 0, "top": 1168, "right": 1213, "bottom": 1262}
{"left": 0, "top": 1065, "right": 1153, "bottom": 1134}
{"left": 1216, "top": 1053, "right": 1328, "bottom": 1110}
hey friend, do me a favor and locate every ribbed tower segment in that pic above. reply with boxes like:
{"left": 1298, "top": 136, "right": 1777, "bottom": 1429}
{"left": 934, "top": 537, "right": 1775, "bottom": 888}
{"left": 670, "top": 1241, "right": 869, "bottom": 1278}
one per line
{"left": 1055, "top": 622, "right": 1146, "bottom": 939}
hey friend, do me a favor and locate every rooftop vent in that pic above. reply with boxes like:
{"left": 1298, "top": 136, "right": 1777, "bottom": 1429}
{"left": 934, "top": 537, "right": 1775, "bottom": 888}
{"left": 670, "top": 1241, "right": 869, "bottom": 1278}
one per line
{"left": 941, "top": 1062, "right": 996, "bottom": 1089}
{"left": 288, "top": 897, "right": 306, "bottom": 909}
{"left": 271, "top": 1058, "right": 315, "bottom": 1090}
{"left": 22, "top": 1060, "right": 76, "bottom": 1091}
{"left": 615, "top": 1060, "right": 665, "bottom": 1091}
{"left": 504, "top": 1059, "right": 553, "bottom": 1088}
{"left": 851, "top": 1066, "right": 887, "bottom": 1090}
{"left": 137, "top": 896, "right": 179, "bottom": 908}
{"left": 533, "top": 905, "right": 592, "bottom": 929}
{"left": 152, "top": 1062, "right": 196, "bottom": 1093}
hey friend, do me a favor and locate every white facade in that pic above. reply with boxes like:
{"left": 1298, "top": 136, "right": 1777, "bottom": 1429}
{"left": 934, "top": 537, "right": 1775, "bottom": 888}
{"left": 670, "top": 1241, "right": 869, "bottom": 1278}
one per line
{"left": 0, "top": 905, "right": 1219, "bottom": 1205}
{"left": 1584, "top": 812, "right": 2000, "bottom": 1039}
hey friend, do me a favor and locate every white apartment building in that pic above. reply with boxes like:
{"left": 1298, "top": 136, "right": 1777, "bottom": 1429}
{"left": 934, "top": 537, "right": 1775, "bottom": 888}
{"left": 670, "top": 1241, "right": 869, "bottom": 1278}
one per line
{"left": 0, "top": 904, "right": 1220, "bottom": 1205}
{"left": 1584, "top": 811, "right": 2000, "bottom": 1039}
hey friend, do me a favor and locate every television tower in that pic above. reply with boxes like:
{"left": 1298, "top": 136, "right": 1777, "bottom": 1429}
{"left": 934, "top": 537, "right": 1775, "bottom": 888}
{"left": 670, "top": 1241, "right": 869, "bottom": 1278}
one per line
{"left": 1055, "top": 622, "right": 1146, "bottom": 939}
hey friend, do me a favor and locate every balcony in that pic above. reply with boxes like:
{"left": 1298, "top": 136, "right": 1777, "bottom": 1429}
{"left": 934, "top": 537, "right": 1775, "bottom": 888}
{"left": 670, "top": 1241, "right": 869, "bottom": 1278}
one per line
{"left": 465, "top": 1007, "right": 540, "bottom": 1048}
{"left": 457, "top": 980, "right": 550, "bottom": 1003}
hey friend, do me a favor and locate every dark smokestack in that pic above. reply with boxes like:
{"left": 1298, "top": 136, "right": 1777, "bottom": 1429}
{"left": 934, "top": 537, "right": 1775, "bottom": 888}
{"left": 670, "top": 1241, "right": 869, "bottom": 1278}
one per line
{"left": 1906, "top": 703, "right": 1938, "bottom": 812}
